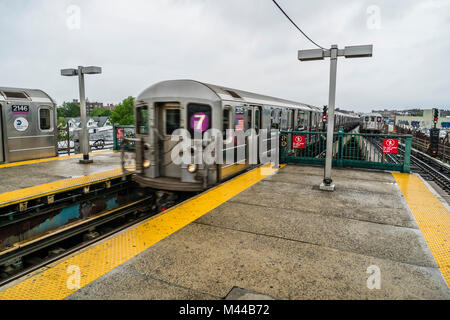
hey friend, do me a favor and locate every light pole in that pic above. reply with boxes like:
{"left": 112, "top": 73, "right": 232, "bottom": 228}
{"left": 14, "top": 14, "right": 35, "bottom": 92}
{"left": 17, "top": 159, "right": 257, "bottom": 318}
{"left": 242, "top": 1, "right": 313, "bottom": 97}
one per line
{"left": 61, "top": 66, "right": 102, "bottom": 164}
{"left": 298, "top": 45, "right": 373, "bottom": 191}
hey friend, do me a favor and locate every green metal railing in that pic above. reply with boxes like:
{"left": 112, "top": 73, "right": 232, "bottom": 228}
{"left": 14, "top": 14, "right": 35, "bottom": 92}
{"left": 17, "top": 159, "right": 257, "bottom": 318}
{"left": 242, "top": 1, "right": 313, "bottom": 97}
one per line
{"left": 280, "top": 129, "right": 412, "bottom": 173}
{"left": 113, "top": 125, "right": 135, "bottom": 151}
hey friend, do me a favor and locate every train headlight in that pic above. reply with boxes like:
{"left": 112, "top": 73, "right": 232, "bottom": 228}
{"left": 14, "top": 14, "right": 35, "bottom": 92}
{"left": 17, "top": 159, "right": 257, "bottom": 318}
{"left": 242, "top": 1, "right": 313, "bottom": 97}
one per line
{"left": 187, "top": 164, "right": 197, "bottom": 173}
{"left": 143, "top": 160, "right": 151, "bottom": 168}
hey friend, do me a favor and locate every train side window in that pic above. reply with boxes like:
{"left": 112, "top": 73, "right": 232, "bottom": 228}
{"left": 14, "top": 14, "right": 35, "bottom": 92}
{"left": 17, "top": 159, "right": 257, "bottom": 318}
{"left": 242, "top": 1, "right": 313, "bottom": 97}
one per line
{"left": 290, "top": 110, "right": 295, "bottom": 130}
{"left": 271, "top": 109, "right": 279, "bottom": 129}
{"left": 39, "top": 108, "right": 51, "bottom": 131}
{"left": 297, "top": 111, "right": 305, "bottom": 130}
{"left": 165, "top": 109, "right": 180, "bottom": 135}
{"left": 235, "top": 108, "right": 245, "bottom": 131}
{"left": 254, "top": 108, "right": 260, "bottom": 132}
{"left": 287, "top": 110, "right": 291, "bottom": 130}
{"left": 223, "top": 107, "right": 231, "bottom": 137}
{"left": 136, "top": 106, "right": 149, "bottom": 134}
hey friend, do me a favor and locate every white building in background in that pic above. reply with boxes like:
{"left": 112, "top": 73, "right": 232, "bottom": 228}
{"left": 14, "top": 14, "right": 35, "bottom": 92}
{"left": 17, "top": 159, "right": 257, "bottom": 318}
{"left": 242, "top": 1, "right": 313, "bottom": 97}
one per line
{"left": 394, "top": 109, "right": 449, "bottom": 129}
{"left": 60, "top": 116, "right": 113, "bottom": 141}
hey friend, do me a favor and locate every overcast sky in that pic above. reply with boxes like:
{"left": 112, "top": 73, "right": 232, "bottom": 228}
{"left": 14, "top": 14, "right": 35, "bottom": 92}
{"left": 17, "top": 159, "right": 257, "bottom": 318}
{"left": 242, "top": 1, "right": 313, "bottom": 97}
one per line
{"left": 0, "top": 0, "right": 449, "bottom": 112}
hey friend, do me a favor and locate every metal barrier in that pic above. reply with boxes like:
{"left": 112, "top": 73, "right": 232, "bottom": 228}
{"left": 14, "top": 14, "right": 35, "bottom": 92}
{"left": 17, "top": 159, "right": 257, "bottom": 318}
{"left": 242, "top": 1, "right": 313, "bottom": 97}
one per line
{"left": 280, "top": 129, "right": 412, "bottom": 173}
{"left": 113, "top": 125, "right": 135, "bottom": 151}
{"left": 58, "top": 126, "right": 114, "bottom": 154}
{"left": 57, "top": 126, "right": 72, "bottom": 155}
{"left": 395, "top": 125, "right": 450, "bottom": 163}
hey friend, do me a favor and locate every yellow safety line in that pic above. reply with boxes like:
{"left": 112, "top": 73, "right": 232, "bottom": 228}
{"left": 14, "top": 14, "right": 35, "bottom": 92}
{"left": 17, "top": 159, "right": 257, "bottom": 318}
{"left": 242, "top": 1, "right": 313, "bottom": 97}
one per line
{"left": 0, "top": 150, "right": 115, "bottom": 169}
{"left": 393, "top": 173, "right": 450, "bottom": 286}
{"left": 0, "top": 168, "right": 127, "bottom": 208}
{"left": 0, "top": 163, "right": 284, "bottom": 300}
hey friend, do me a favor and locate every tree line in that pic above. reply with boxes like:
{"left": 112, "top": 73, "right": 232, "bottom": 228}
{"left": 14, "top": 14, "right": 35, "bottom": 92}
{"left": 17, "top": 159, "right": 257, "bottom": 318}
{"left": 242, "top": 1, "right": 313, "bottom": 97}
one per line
{"left": 57, "top": 96, "right": 135, "bottom": 125}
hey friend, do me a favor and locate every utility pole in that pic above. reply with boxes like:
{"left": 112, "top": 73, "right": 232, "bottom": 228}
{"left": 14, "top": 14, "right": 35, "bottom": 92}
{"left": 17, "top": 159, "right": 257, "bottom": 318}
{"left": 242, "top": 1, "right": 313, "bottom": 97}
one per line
{"left": 299, "top": 45, "right": 373, "bottom": 191}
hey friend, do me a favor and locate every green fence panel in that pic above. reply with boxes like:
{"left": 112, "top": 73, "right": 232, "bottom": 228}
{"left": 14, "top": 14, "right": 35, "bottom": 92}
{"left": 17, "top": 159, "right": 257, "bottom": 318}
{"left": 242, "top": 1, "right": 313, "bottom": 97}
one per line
{"left": 113, "top": 125, "right": 136, "bottom": 151}
{"left": 280, "top": 131, "right": 412, "bottom": 173}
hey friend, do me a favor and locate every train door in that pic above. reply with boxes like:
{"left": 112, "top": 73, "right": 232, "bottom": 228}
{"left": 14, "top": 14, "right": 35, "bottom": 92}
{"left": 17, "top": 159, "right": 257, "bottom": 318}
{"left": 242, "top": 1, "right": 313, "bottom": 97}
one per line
{"left": 157, "top": 103, "right": 180, "bottom": 178}
{"left": 0, "top": 103, "right": 4, "bottom": 163}
{"left": 246, "top": 105, "right": 261, "bottom": 164}
{"left": 220, "top": 105, "right": 244, "bottom": 179}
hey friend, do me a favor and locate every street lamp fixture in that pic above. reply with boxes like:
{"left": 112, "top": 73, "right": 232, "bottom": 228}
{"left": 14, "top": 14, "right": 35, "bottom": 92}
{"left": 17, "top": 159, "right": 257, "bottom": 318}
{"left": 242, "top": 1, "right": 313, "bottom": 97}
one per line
{"left": 61, "top": 66, "right": 102, "bottom": 164}
{"left": 298, "top": 45, "right": 373, "bottom": 191}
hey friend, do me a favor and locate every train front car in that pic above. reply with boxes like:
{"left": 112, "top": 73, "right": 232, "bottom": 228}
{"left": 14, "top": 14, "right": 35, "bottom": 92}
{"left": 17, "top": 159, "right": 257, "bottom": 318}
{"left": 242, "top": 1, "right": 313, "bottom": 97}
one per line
{"left": 122, "top": 79, "right": 319, "bottom": 192}
{"left": 360, "top": 113, "right": 385, "bottom": 133}
{"left": 127, "top": 80, "right": 221, "bottom": 192}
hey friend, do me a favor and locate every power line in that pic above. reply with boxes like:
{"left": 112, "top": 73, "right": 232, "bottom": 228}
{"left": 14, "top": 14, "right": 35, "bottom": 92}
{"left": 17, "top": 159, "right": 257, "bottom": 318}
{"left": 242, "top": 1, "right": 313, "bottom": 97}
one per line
{"left": 271, "top": 0, "right": 325, "bottom": 50}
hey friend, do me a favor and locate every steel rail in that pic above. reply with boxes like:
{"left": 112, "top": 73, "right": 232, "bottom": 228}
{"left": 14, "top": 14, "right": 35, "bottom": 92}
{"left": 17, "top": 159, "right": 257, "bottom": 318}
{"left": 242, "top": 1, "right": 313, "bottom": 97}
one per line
{"left": 0, "top": 196, "right": 155, "bottom": 287}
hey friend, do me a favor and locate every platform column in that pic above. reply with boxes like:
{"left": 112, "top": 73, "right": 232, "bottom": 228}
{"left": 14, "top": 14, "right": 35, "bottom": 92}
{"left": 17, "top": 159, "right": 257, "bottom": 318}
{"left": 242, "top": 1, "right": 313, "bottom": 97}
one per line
{"left": 61, "top": 65, "right": 102, "bottom": 164}
{"left": 78, "top": 66, "right": 92, "bottom": 164}
{"left": 320, "top": 45, "right": 338, "bottom": 191}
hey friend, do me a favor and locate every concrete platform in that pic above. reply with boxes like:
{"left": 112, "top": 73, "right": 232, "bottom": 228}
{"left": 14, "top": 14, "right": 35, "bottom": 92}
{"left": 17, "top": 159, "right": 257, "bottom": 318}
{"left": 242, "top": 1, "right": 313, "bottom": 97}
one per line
{"left": 63, "top": 165, "right": 449, "bottom": 300}
{"left": 0, "top": 151, "right": 121, "bottom": 195}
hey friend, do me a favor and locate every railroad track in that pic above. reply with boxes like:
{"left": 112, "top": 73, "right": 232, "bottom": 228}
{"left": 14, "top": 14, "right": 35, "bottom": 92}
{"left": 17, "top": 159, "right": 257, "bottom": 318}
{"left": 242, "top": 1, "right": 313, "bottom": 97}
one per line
{"left": 370, "top": 139, "right": 449, "bottom": 194}
{"left": 409, "top": 151, "right": 450, "bottom": 194}
{"left": 0, "top": 192, "right": 187, "bottom": 287}
{"left": 0, "top": 163, "right": 259, "bottom": 287}
{"left": 393, "top": 144, "right": 450, "bottom": 194}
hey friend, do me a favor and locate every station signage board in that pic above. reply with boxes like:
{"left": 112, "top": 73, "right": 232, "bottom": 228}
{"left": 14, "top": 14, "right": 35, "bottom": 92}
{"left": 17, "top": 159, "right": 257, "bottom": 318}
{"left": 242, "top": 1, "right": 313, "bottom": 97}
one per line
{"left": 293, "top": 135, "right": 305, "bottom": 149}
{"left": 382, "top": 138, "right": 398, "bottom": 154}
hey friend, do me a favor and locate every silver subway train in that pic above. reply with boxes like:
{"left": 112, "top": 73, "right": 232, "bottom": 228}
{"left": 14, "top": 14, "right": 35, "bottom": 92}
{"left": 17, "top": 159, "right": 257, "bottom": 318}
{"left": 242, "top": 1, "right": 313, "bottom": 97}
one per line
{"left": 123, "top": 79, "right": 359, "bottom": 192}
{"left": 359, "top": 112, "right": 385, "bottom": 133}
{"left": 0, "top": 88, "right": 57, "bottom": 163}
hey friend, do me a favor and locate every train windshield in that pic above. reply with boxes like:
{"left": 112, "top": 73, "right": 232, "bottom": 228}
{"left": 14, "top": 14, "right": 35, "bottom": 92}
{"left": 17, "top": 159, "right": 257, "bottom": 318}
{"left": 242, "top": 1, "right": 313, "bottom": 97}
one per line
{"left": 136, "top": 106, "right": 149, "bottom": 134}
{"left": 365, "top": 117, "right": 369, "bottom": 122}
{"left": 165, "top": 109, "right": 180, "bottom": 135}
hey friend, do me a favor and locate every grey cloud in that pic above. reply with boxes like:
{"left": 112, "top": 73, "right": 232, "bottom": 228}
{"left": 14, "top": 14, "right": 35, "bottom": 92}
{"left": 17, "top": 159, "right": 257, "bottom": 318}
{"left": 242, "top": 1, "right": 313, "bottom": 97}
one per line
{"left": 0, "top": 0, "right": 449, "bottom": 112}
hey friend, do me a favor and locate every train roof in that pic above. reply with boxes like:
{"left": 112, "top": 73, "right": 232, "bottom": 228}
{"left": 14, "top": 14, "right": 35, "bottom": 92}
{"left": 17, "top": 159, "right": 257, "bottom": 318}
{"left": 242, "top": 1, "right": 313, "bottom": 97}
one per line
{"left": 137, "top": 79, "right": 320, "bottom": 112}
{"left": 335, "top": 111, "right": 359, "bottom": 118}
{"left": 0, "top": 87, "right": 55, "bottom": 104}
{"left": 360, "top": 112, "right": 383, "bottom": 117}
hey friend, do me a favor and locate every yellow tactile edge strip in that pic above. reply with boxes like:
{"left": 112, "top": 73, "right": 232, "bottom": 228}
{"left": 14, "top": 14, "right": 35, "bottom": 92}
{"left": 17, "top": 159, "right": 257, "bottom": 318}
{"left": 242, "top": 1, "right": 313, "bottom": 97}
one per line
{"left": 393, "top": 173, "right": 450, "bottom": 287}
{"left": 0, "top": 150, "right": 115, "bottom": 169}
{"left": 0, "top": 168, "right": 128, "bottom": 208}
{"left": 0, "top": 163, "right": 284, "bottom": 300}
